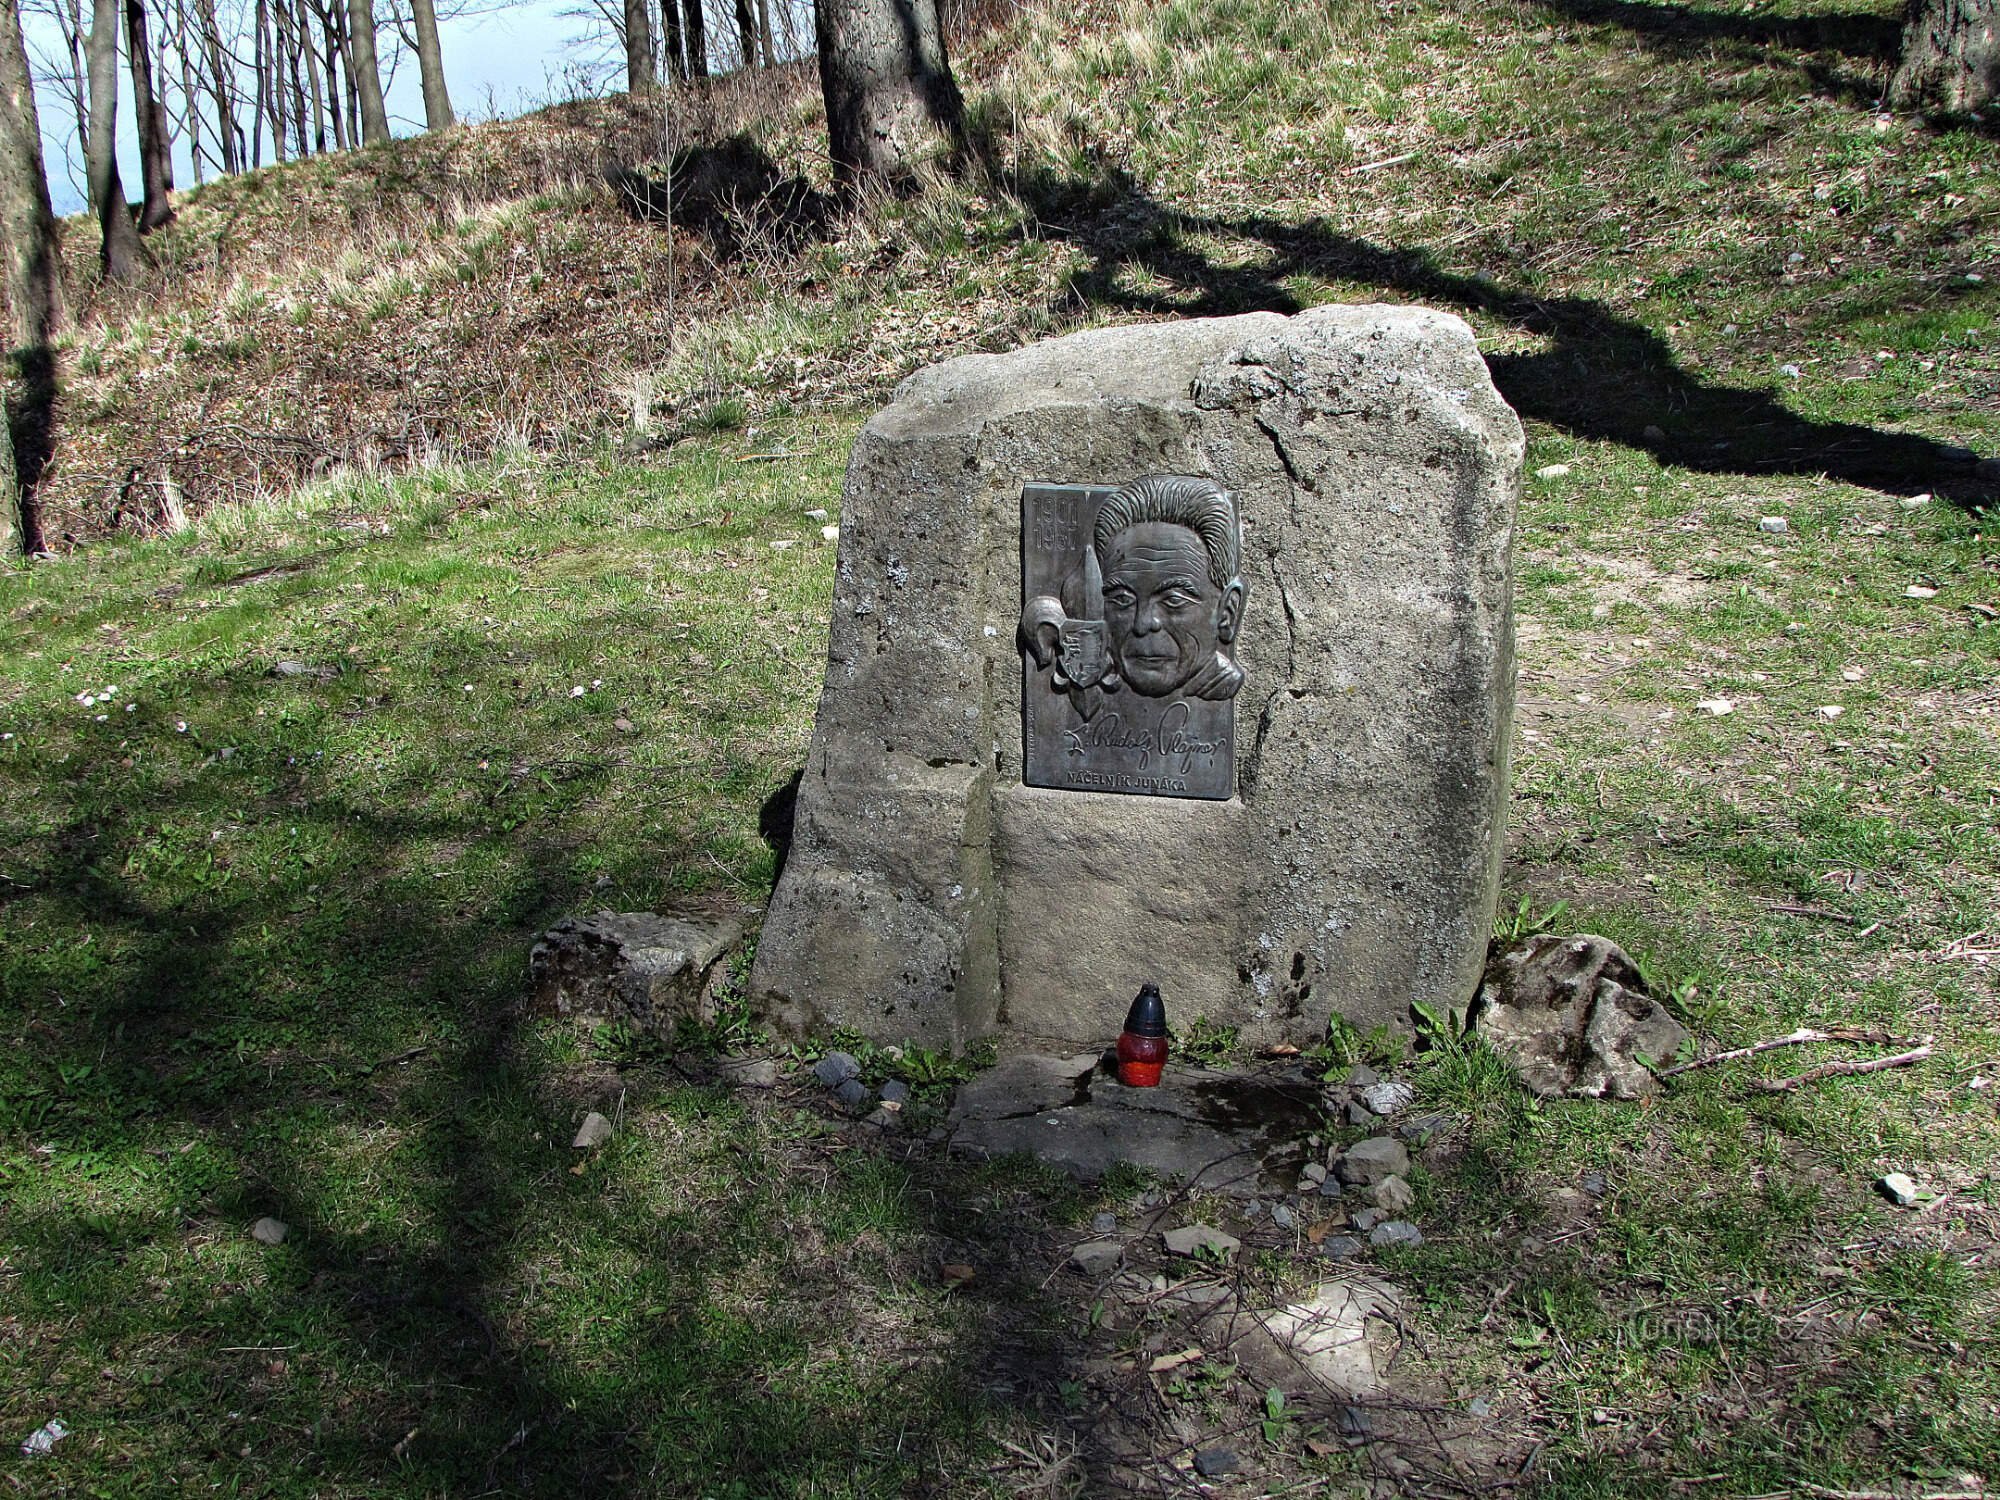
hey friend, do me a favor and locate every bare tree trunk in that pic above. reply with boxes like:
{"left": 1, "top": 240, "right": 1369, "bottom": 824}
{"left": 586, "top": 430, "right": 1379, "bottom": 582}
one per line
{"left": 87, "top": 0, "right": 142, "bottom": 278}
{"left": 814, "top": 0, "right": 964, "bottom": 192}
{"left": 755, "top": 0, "right": 773, "bottom": 63}
{"left": 124, "top": 0, "right": 175, "bottom": 228}
{"left": 624, "top": 0, "right": 656, "bottom": 90}
{"left": 1890, "top": 0, "right": 1997, "bottom": 111}
{"left": 293, "top": 0, "right": 324, "bottom": 152}
{"left": 684, "top": 0, "right": 706, "bottom": 77}
{"left": 192, "top": 0, "right": 238, "bottom": 171}
{"left": 317, "top": 0, "right": 350, "bottom": 148}
{"left": 731, "top": 0, "right": 754, "bottom": 67}
{"left": 4, "top": 0, "right": 64, "bottom": 553}
{"left": 660, "top": 0, "right": 684, "bottom": 80}
{"left": 276, "top": 0, "right": 308, "bottom": 154}
{"left": 408, "top": 0, "right": 451, "bottom": 128}
{"left": 58, "top": 0, "right": 90, "bottom": 166}
{"left": 345, "top": 0, "right": 387, "bottom": 142}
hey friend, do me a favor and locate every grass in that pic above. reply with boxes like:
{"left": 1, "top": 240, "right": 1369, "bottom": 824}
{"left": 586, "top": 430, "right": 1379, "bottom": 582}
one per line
{"left": 5, "top": 0, "right": 1999, "bottom": 1490}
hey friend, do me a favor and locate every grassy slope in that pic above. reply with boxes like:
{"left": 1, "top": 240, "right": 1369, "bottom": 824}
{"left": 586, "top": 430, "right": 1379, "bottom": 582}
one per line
{"left": 4, "top": 0, "right": 1999, "bottom": 1493}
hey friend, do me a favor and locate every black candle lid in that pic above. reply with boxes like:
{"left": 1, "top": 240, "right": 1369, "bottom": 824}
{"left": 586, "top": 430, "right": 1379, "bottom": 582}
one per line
{"left": 1123, "top": 982, "right": 1166, "bottom": 1038}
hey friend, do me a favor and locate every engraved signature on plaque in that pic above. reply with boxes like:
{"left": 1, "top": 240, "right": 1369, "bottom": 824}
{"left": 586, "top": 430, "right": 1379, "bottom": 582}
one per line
{"left": 1018, "top": 475, "right": 1247, "bottom": 801}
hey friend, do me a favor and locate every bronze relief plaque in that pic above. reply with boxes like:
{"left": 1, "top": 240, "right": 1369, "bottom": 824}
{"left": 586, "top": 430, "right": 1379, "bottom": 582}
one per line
{"left": 1018, "top": 477, "right": 1247, "bottom": 800}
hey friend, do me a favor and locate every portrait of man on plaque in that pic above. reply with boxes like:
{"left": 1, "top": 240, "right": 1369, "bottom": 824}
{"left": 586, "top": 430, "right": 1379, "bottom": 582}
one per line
{"left": 1018, "top": 474, "right": 1247, "bottom": 801}
{"left": 1020, "top": 474, "right": 1247, "bottom": 721}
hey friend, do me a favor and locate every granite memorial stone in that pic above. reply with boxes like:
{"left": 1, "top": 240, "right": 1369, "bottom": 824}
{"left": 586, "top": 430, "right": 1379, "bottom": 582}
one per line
{"left": 751, "top": 306, "right": 1522, "bottom": 1052}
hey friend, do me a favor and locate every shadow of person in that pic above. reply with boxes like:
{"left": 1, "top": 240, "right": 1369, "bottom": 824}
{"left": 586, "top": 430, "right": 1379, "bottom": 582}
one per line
{"left": 1001, "top": 162, "right": 1991, "bottom": 503}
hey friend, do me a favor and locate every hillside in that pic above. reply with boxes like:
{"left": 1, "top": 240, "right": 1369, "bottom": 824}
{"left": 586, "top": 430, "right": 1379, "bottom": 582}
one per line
{"left": 26, "top": 0, "right": 2000, "bottom": 545}
{"left": 3, "top": 0, "right": 1998, "bottom": 1495}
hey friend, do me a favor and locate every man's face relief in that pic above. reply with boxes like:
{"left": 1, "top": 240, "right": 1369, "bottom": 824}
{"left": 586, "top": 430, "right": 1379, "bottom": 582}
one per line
{"left": 1098, "top": 520, "right": 1237, "bottom": 696}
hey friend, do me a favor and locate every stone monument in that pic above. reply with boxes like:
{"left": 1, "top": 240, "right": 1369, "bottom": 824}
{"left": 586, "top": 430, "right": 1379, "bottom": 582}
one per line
{"left": 751, "top": 306, "right": 1522, "bottom": 1053}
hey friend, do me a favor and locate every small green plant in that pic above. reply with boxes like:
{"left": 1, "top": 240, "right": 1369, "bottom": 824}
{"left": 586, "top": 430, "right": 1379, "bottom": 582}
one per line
{"left": 1178, "top": 1014, "right": 1240, "bottom": 1066}
{"left": 1494, "top": 894, "right": 1569, "bottom": 943}
{"left": 1260, "top": 1385, "right": 1293, "bottom": 1446}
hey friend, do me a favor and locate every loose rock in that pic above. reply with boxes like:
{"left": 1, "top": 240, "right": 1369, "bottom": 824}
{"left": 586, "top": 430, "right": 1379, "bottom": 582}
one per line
{"left": 1369, "top": 1219, "right": 1423, "bottom": 1248}
{"left": 1163, "top": 1223, "right": 1240, "bottom": 1261}
{"left": 529, "top": 910, "right": 743, "bottom": 1035}
{"left": 717, "top": 1057, "right": 779, "bottom": 1089}
{"left": 1370, "top": 1174, "right": 1415, "bottom": 1216}
{"left": 1877, "top": 1172, "right": 1921, "bottom": 1206}
{"left": 1472, "top": 934, "right": 1689, "bottom": 1099}
{"left": 834, "top": 1078, "right": 871, "bottom": 1112}
{"left": 813, "top": 1051, "right": 861, "bottom": 1088}
{"left": 1335, "top": 1137, "right": 1410, "bottom": 1187}
{"left": 1319, "top": 1234, "right": 1365, "bottom": 1261}
{"left": 1359, "top": 1079, "right": 1415, "bottom": 1117}
{"left": 1092, "top": 1211, "right": 1118, "bottom": 1234}
{"left": 250, "top": 1216, "right": 289, "bottom": 1246}
{"left": 1194, "top": 1449, "right": 1240, "bottom": 1479}
{"left": 1070, "top": 1240, "right": 1125, "bottom": 1277}
{"left": 1271, "top": 1204, "right": 1295, "bottom": 1230}
{"left": 879, "top": 1079, "right": 911, "bottom": 1104}
{"left": 571, "top": 1112, "right": 614, "bottom": 1149}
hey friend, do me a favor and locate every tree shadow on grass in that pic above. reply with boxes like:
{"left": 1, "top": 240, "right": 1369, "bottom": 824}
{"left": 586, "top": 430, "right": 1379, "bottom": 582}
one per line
{"left": 1011, "top": 168, "right": 1993, "bottom": 503}
{"left": 0, "top": 587, "right": 1083, "bottom": 1495}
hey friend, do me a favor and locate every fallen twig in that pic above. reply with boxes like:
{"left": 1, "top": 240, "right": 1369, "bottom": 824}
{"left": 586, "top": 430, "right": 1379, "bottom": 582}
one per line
{"left": 1659, "top": 1027, "right": 1908, "bottom": 1078}
{"left": 1350, "top": 151, "right": 1418, "bottom": 173}
{"left": 1760, "top": 901, "right": 1857, "bottom": 923}
{"left": 1750, "top": 1039, "right": 1935, "bottom": 1093}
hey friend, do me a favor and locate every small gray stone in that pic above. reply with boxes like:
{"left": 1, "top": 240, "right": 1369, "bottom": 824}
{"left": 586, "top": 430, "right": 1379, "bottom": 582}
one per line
{"left": 1271, "top": 1204, "right": 1295, "bottom": 1229}
{"left": 250, "top": 1216, "right": 289, "bottom": 1246}
{"left": 1758, "top": 516, "right": 1789, "bottom": 534}
{"left": 1468, "top": 1395, "right": 1493, "bottom": 1418}
{"left": 1344, "top": 1063, "right": 1380, "bottom": 1089}
{"left": 1369, "top": 1219, "right": 1423, "bottom": 1248}
{"left": 1301, "top": 1161, "right": 1327, "bottom": 1187}
{"left": 1242, "top": 1200, "right": 1265, "bottom": 1220}
{"left": 1070, "top": 1240, "right": 1125, "bottom": 1276}
{"left": 1579, "top": 1172, "right": 1609, "bottom": 1198}
{"left": 1317, "top": 1178, "right": 1345, "bottom": 1198}
{"left": 1319, "top": 1234, "right": 1365, "bottom": 1261}
{"left": 1193, "top": 1449, "right": 1240, "bottom": 1479}
{"left": 717, "top": 1057, "right": 779, "bottom": 1089}
{"left": 1877, "top": 1172, "right": 1921, "bottom": 1207}
{"left": 1350, "top": 1208, "right": 1386, "bottom": 1233}
{"left": 1092, "top": 1211, "right": 1118, "bottom": 1234}
{"left": 1335, "top": 1137, "right": 1410, "bottom": 1187}
{"left": 1359, "top": 1079, "right": 1415, "bottom": 1117}
{"left": 1344, "top": 1100, "right": 1379, "bottom": 1128}
{"left": 1370, "top": 1174, "right": 1415, "bottom": 1216}
{"left": 879, "top": 1079, "right": 911, "bottom": 1104}
{"left": 834, "top": 1078, "right": 871, "bottom": 1112}
{"left": 813, "top": 1051, "right": 862, "bottom": 1088}
{"left": 1162, "top": 1223, "right": 1240, "bottom": 1261}
{"left": 571, "top": 1112, "right": 614, "bottom": 1148}
{"left": 863, "top": 1105, "right": 901, "bottom": 1130}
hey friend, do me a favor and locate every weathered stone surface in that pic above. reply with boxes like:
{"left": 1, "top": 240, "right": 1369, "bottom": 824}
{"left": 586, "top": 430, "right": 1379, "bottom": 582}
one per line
{"left": 1163, "top": 1223, "right": 1241, "bottom": 1260}
{"left": 1371, "top": 1174, "right": 1416, "bottom": 1216}
{"left": 1210, "top": 1278, "right": 1399, "bottom": 1396}
{"left": 717, "top": 1056, "right": 780, "bottom": 1089}
{"left": 1070, "top": 1239, "right": 1125, "bottom": 1276}
{"left": 751, "top": 308, "right": 1521, "bottom": 1051}
{"left": 529, "top": 911, "right": 742, "bottom": 1035}
{"left": 1473, "top": 934, "right": 1689, "bottom": 1099}
{"left": 945, "top": 1053, "right": 1317, "bottom": 1195}
{"left": 1336, "top": 1137, "right": 1410, "bottom": 1187}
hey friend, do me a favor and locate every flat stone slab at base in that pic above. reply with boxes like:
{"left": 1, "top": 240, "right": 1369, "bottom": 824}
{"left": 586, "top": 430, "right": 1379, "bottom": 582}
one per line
{"left": 945, "top": 1053, "right": 1316, "bottom": 1196}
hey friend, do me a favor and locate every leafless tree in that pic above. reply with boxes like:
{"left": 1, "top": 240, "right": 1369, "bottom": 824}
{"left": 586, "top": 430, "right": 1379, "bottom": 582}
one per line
{"left": 2, "top": 0, "right": 62, "bottom": 552}
{"left": 407, "top": 0, "right": 451, "bottom": 126}
{"left": 814, "top": 0, "right": 963, "bottom": 192}
{"left": 125, "top": 0, "right": 175, "bottom": 228}
{"left": 86, "top": 0, "right": 142, "bottom": 277}
{"left": 1890, "top": 0, "right": 1997, "bottom": 111}
{"left": 346, "top": 0, "right": 387, "bottom": 140}
{"left": 623, "top": 0, "right": 653, "bottom": 90}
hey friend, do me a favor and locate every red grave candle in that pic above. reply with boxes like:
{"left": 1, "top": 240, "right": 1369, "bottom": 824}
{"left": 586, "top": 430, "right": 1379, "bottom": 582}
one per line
{"left": 1116, "top": 983, "right": 1169, "bottom": 1087}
